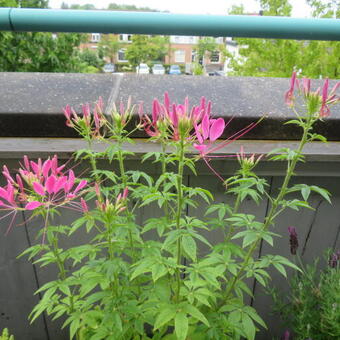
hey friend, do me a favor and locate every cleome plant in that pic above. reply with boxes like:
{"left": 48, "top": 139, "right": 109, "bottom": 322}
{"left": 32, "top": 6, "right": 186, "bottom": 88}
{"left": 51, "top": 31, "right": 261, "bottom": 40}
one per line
{"left": 0, "top": 328, "right": 14, "bottom": 340}
{"left": 0, "top": 73, "right": 339, "bottom": 339}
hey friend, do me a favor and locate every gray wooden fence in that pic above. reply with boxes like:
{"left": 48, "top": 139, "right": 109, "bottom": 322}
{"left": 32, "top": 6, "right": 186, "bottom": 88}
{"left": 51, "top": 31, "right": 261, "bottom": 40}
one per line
{"left": 1, "top": 140, "right": 339, "bottom": 340}
{"left": 0, "top": 73, "right": 339, "bottom": 340}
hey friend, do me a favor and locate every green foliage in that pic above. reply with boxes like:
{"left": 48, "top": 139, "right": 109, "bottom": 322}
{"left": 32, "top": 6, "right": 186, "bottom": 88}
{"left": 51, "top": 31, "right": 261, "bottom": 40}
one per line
{"left": 0, "top": 1, "right": 84, "bottom": 72}
{"left": 125, "top": 35, "right": 170, "bottom": 67}
{"left": 5, "top": 82, "right": 339, "bottom": 339}
{"left": 78, "top": 49, "right": 104, "bottom": 71}
{"left": 228, "top": 0, "right": 340, "bottom": 78}
{"left": 192, "top": 62, "right": 204, "bottom": 75}
{"left": 107, "top": 2, "right": 160, "bottom": 12}
{"left": 271, "top": 253, "right": 340, "bottom": 339}
{"left": 98, "top": 34, "right": 121, "bottom": 64}
{"left": 195, "top": 37, "right": 218, "bottom": 61}
{"left": 0, "top": 328, "right": 14, "bottom": 340}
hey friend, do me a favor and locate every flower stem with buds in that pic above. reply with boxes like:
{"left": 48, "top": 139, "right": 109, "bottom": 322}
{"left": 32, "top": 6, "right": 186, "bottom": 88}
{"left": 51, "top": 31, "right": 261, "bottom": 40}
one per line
{"left": 222, "top": 113, "right": 315, "bottom": 304}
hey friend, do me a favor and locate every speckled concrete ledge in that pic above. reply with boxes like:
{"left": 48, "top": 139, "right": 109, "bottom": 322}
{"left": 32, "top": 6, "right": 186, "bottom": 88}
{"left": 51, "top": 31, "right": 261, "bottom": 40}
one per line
{"left": 0, "top": 72, "right": 339, "bottom": 140}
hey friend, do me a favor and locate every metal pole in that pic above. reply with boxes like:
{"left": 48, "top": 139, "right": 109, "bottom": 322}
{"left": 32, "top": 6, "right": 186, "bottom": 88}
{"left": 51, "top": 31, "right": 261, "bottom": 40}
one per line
{"left": 0, "top": 8, "right": 339, "bottom": 41}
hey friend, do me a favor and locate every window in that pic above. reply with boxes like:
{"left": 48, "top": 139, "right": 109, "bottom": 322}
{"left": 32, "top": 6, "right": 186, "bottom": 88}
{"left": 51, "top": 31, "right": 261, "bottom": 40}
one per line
{"left": 191, "top": 51, "right": 197, "bottom": 62}
{"left": 119, "top": 34, "right": 133, "bottom": 42}
{"left": 90, "top": 33, "right": 101, "bottom": 42}
{"left": 174, "top": 50, "right": 185, "bottom": 63}
{"left": 210, "top": 51, "right": 220, "bottom": 63}
{"left": 118, "top": 49, "right": 127, "bottom": 62}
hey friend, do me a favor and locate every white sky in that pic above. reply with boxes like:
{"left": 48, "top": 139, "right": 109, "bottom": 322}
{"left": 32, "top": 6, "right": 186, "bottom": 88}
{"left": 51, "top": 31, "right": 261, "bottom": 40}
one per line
{"left": 49, "top": 0, "right": 313, "bottom": 18}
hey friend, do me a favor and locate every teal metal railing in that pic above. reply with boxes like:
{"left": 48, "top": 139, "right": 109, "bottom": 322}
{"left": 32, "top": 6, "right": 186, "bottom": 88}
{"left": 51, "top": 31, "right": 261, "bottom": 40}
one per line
{"left": 0, "top": 8, "right": 339, "bottom": 41}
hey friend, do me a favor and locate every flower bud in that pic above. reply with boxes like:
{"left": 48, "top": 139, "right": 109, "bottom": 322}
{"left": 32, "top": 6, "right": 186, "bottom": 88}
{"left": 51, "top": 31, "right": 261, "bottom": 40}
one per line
{"left": 288, "top": 226, "right": 298, "bottom": 255}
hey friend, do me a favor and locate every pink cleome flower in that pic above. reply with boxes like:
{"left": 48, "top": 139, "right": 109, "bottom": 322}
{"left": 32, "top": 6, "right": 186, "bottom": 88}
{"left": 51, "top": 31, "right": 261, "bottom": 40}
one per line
{"left": 141, "top": 92, "right": 212, "bottom": 140}
{"left": 285, "top": 71, "right": 340, "bottom": 118}
{"left": 0, "top": 155, "right": 88, "bottom": 235}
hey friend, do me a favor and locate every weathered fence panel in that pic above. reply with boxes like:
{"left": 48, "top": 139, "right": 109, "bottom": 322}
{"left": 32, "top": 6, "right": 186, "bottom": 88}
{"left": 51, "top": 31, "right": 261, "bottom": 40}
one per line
{"left": 0, "top": 73, "right": 339, "bottom": 339}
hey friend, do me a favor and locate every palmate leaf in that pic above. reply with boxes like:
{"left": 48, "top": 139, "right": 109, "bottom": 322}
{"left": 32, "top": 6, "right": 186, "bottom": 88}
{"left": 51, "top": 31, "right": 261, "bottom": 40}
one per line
{"left": 130, "top": 258, "right": 154, "bottom": 281}
{"left": 283, "top": 199, "right": 314, "bottom": 211}
{"left": 153, "top": 305, "right": 177, "bottom": 330}
{"left": 183, "top": 304, "right": 210, "bottom": 327}
{"left": 175, "top": 312, "right": 189, "bottom": 340}
{"left": 242, "top": 314, "right": 256, "bottom": 340}
{"left": 151, "top": 263, "right": 168, "bottom": 282}
{"left": 182, "top": 235, "right": 197, "bottom": 262}
{"left": 310, "top": 185, "right": 331, "bottom": 204}
{"left": 243, "top": 306, "right": 267, "bottom": 329}
{"left": 141, "top": 151, "right": 162, "bottom": 163}
{"left": 287, "top": 184, "right": 331, "bottom": 204}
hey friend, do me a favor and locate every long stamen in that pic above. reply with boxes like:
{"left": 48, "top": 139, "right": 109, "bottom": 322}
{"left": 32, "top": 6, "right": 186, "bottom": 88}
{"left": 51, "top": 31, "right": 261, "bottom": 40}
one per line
{"left": 203, "top": 158, "right": 225, "bottom": 183}
{"left": 5, "top": 211, "right": 18, "bottom": 236}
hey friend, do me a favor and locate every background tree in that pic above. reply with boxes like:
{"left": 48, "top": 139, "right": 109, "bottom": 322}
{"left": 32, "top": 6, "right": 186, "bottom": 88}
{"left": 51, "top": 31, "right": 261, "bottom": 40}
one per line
{"left": 228, "top": 0, "right": 339, "bottom": 78}
{"left": 68, "top": 4, "right": 96, "bottom": 10}
{"left": 78, "top": 48, "right": 104, "bottom": 72}
{"left": 107, "top": 2, "right": 160, "bottom": 12}
{"left": 98, "top": 34, "right": 121, "bottom": 64}
{"left": 194, "top": 37, "right": 218, "bottom": 66}
{"left": 149, "top": 36, "right": 170, "bottom": 62}
{"left": 125, "top": 35, "right": 169, "bottom": 67}
{"left": 0, "top": 0, "right": 84, "bottom": 72}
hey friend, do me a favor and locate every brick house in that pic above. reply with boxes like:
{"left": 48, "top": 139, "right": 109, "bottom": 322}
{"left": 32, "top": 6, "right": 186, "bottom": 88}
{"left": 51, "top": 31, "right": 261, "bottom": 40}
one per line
{"left": 80, "top": 33, "right": 225, "bottom": 73}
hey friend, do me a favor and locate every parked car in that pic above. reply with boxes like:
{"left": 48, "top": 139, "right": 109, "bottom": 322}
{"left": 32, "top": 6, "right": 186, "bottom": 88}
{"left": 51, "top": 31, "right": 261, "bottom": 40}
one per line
{"left": 169, "top": 65, "right": 181, "bottom": 75}
{"left": 136, "top": 63, "right": 150, "bottom": 74}
{"left": 152, "top": 64, "right": 165, "bottom": 75}
{"left": 208, "top": 70, "right": 225, "bottom": 76}
{"left": 103, "top": 63, "right": 115, "bottom": 73}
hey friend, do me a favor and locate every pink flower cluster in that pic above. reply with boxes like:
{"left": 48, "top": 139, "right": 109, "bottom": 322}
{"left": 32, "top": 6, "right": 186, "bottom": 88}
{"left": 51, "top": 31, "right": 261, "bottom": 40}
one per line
{"left": 140, "top": 92, "right": 212, "bottom": 140}
{"left": 63, "top": 97, "right": 106, "bottom": 137}
{"left": 285, "top": 71, "right": 340, "bottom": 117}
{"left": 0, "top": 155, "right": 87, "bottom": 223}
{"left": 95, "top": 187, "right": 129, "bottom": 214}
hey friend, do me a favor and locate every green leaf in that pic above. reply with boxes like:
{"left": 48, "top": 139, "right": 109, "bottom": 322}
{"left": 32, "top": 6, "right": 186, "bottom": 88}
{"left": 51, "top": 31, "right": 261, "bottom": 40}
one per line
{"left": 130, "top": 259, "right": 153, "bottom": 280}
{"left": 69, "top": 318, "right": 80, "bottom": 340}
{"left": 182, "top": 235, "right": 197, "bottom": 262}
{"left": 311, "top": 185, "right": 331, "bottom": 204}
{"left": 244, "top": 306, "right": 267, "bottom": 329}
{"left": 242, "top": 314, "right": 256, "bottom": 340}
{"left": 151, "top": 263, "right": 168, "bottom": 282}
{"left": 273, "top": 263, "right": 287, "bottom": 277}
{"left": 261, "top": 233, "right": 274, "bottom": 247}
{"left": 273, "top": 255, "right": 302, "bottom": 272}
{"left": 301, "top": 186, "right": 311, "bottom": 201}
{"left": 175, "top": 312, "right": 189, "bottom": 340}
{"left": 242, "top": 232, "right": 259, "bottom": 248}
{"left": 153, "top": 306, "right": 177, "bottom": 330}
{"left": 184, "top": 304, "right": 210, "bottom": 327}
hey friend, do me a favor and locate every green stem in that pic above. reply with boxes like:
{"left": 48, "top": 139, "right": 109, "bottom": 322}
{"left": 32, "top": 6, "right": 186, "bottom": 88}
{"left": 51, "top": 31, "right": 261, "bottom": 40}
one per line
{"left": 87, "top": 139, "right": 100, "bottom": 184}
{"left": 116, "top": 138, "right": 140, "bottom": 297}
{"left": 222, "top": 116, "right": 314, "bottom": 303}
{"left": 161, "top": 141, "right": 170, "bottom": 219}
{"left": 117, "top": 140, "right": 135, "bottom": 260}
{"left": 225, "top": 188, "right": 242, "bottom": 241}
{"left": 51, "top": 239, "right": 75, "bottom": 313}
{"left": 46, "top": 210, "right": 76, "bottom": 338}
{"left": 175, "top": 140, "right": 185, "bottom": 303}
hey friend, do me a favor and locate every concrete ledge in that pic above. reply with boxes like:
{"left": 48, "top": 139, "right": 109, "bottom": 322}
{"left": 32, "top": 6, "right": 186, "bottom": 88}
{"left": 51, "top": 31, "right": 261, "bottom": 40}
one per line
{"left": 0, "top": 72, "right": 339, "bottom": 140}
